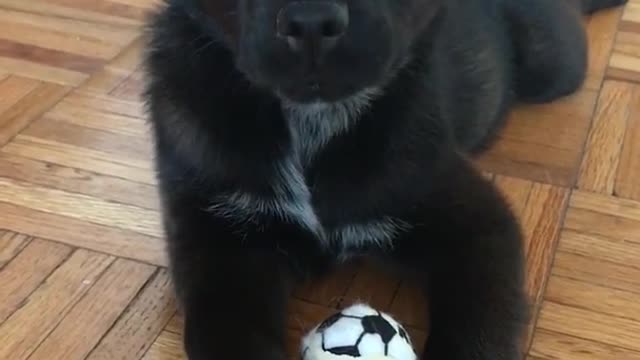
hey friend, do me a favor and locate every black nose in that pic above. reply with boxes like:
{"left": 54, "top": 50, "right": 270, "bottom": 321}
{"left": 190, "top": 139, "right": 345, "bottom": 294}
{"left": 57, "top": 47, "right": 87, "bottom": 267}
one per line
{"left": 276, "top": 2, "right": 348, "bottom": 63}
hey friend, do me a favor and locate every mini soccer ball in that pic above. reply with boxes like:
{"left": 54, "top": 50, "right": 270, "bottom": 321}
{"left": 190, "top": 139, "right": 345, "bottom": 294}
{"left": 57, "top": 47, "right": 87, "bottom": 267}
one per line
{"left": 301, "top": 303, "right": 417, "bottom": 360}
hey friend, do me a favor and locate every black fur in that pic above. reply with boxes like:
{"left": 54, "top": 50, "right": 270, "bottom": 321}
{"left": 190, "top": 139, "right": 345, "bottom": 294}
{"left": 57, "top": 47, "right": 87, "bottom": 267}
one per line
{"left": 143, "top": 0, "right": 626, "bottom": 359}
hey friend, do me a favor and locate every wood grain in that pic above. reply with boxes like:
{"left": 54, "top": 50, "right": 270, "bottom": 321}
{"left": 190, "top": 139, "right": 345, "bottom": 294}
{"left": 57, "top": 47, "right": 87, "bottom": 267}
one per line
{"left": 545, "top": 275, "right": 640, "bottom": 322}
{"left": 294, "top": 263, "right": 358, "bottom": 307}
{"left": 388, "top": 282, "right": 429, "bottom": 330}
{"left": 28, "top": 259, "right": 155, "bottom": 360}
{"left": 3, "top": 135, "right": 156, "bottom": 184}
{"left": 552, "top": 251, "right": 640, "bottom": 295}
{"left": 494, "top": 175, "right": 533, "bottom": 218}
{"left": 608, "top": 0, "right": 640, "bottom": 82}
{"left": 0, "top": 239, "right": 71, "bottom": 324}
{"left": 615, "top": 86, "right": 640, "bottom": 200}
{"left": 0, "top": 249, "right": 113, "bottom": 359}
{"left": 0, "top": 1, "right": 636, "bottom": 359}
{"left": 585, "top": 5, "right": 625, "bottom": 90}
{"left": 0, "top": 202, "right": 165, "bottom": 266}
{"left": 0, "top": 76, "right": 40, "bottom": 115}
{"left": 530, "top": 329, "right": 640, "bottom": 360}
{"left": 342, "top": 261, "right": 400, "bottom": 311}
{"left": 578, "top": 81, "right": 636, "bottom": 193}
{"left": 87, "top": 269, "right": 176, "bottom": 360}
{"left": 0, "top": 177, "right": 161, "bottom": 237}
{"left": 0, "top": 152, "right": 160, "bottom": 210}
{"left": 520, "top": 184, "right": 570, "bottom": 303}
{"left": 287, "top": 299, "right": 337, "bottom": 334}
{"left": 142, "top": 330, "right": 186, "bottom": 360}
{"left": 477, "top": 89, "right": 598, "bottom": 186}
{"left": 0, "top": 231, "right": 30, "bottom": 268}
{"left": 536, "top": 301, "right": 640, "bottom": 351}
{"left": 0, "top": 81, "right": 69, "bottom": 146}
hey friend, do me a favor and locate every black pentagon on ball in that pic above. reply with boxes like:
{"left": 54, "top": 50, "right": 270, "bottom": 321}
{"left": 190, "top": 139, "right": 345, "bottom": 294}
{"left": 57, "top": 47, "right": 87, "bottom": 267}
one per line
{"left": 318, "top": 312, "right": 344, "bottom": 331}
{"left": 398, "top": 326, "right": 409, "bottom": 342}
{"left": 327, "top": 345, "right": 361, "bottom": 357}
{"left": 361, "top": 315, "right": 397, "bottom": 344}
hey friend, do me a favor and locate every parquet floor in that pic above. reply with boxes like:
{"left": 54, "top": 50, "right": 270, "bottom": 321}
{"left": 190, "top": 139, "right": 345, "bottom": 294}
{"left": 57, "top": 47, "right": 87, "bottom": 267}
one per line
{"left": 0, "top": 1, "right": 638, "bottom": 359}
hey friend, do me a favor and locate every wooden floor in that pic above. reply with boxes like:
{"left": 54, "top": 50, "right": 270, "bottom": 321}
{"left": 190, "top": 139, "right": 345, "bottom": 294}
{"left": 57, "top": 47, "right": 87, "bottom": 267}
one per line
{"left": 0, "top": 1, "right": 638, "bottom": 359}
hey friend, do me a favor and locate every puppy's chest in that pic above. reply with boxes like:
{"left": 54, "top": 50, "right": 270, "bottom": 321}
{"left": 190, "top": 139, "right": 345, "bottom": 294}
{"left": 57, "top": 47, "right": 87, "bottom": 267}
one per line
{"left": 211, "top": 101, "right": 409, "bottom": 251}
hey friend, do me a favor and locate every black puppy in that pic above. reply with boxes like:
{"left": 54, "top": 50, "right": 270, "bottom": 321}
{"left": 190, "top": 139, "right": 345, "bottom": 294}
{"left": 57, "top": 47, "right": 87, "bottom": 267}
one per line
{"left": 143, "top": 0, "right": 625, "bottom": 359}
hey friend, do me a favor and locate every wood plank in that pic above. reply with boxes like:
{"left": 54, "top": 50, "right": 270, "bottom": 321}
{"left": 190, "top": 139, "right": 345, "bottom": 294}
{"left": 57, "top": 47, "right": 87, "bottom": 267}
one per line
{"left": 0, "top": 0, "right": 143, "bottom": 28}
{"left": 0, "top": 75, "right": 40, "bottom": 115}
{"left": 87, "top": 269, "right": 176, "bottom": 360}
{"left": 287, "top": 299, "right": 336, "bottom": 334}
{"left": 0, "top": 249, "right": 114, "bottom": 359}
{"left": 607, "top": 65, "right": 640, "bottom": 83}
{"left": 80, "top": 37, "right": 145, "bottom": 95}
{"left": 0, "top": 177, "right": 161, "bottom": 237}
{"left": 0, "top": 7, "right": 137, "bottom": 44}
{"left": 3, "top": 135, "right": 156, "bottom": 184}
{"left": 477, "top": 138, "right": 579, "bottom": 186}
{"left": 0, "top": 17, "right": 124, "bottom": 59}
{"left": 388, "top": 282, "right": 429, "bottom": 330}
{"left": 47, "top": 101, "right": 149, "bottom": 137}
{"left": 520, "top": 184, "right": 569, "bottom": 304}
{"left": 110, "top": 68, "right": 144, "bottom": 100}
{"left": 294, "top": 263, "right": 358, "bottom": 307}
{"left": 342, "top": 261, "right": 400, "bottom": 311}
{"left": 558, "top": 230, "right": 640, "bottom": 269}
{"left": 63, "top": 91, "right": 145, "bottom": 119}
{"left": 615, "top": 86, "right": 640, "bottom": 200}
{"left": 0, "top": 82, "right": 69, "bottom": 146}
{"left": 536, "top": 301, "right": 640, "bottom": 352}
{"left": 0, "top": 231, "right": 29, "bottom": 268}
{"left": 494, "top": 175, "right": 533, "bottom": 218}
{"left": 28, "top": 258, "right": 155, "bottom": 360}
{"left": 107, "top": 0, "right": 162, "bottom": 9}
{"left": 23, "top": 117, "right": 152, "bottom": 164}
{"left": 0, "top": 56, "right": 87, "bottom": 86}
{"left": 565, "top": 207, "right": 640, "bottom": 244}
{"left": 608, "top": 18, "right": 640, "bottom": 81}
{"left": 545, "top": 275, "right": 640, "bottom": 321}
{"left": 578, "top": 81, "right": 636, "bottom": 193}
{"left": 0, "top": 39, "right": 104, "bottom": 74}
{"left": 552, "top": 251, "right": 640, "bottom": 295}
{"left": 572, "top": 188, "right": 640, "bottom": 221}
{"left": 43, "top": 0, "right": 152, "bottom": 21}
{"left": 164, "top": 314, "right": 183, "bottom": 335}
{"left": 565, "top": 191, "right": 640, "bottom": 242}
{"left": 477, "top": 89, "right": 598, "bottom": 185}
{"left": 0, "top": 239, "right": 71, "bottom": 324}
{"left": 0, "top": 152, "right": 159, "bottom": 210}
{"left": 141, "top": 330, "right": 186, "bottom": 360}
{"left": 531, "top": 329, "right": 640, "bottom": 360}
{"left": 584, "top": 5, "right": 625, "bottom": 90}
{"left": 0, "top": 202, "right": 166, "bottom": 266}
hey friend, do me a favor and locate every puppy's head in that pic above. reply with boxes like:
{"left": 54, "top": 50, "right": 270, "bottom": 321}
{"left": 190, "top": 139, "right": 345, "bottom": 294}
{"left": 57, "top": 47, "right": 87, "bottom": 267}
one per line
{"left": 190, "top": 0, "right": 440, "bottom": 103}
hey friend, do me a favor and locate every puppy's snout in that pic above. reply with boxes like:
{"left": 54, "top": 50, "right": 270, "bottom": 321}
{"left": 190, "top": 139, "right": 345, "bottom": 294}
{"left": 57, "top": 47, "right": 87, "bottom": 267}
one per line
{"left": 276, "top": 1, "right": 349, "bottom": 64}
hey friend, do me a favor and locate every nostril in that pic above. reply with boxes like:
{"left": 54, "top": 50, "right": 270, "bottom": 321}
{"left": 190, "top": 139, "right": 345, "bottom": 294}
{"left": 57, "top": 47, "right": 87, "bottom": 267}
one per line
{"left": 276, "top": 2, "right": 349, "bottom": 40}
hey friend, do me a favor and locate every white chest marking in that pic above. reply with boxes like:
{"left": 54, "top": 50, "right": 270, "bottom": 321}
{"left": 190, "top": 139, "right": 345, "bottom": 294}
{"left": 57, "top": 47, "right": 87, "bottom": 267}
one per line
{"left": 209, "top": 88, "right": 410, "bottom": 249}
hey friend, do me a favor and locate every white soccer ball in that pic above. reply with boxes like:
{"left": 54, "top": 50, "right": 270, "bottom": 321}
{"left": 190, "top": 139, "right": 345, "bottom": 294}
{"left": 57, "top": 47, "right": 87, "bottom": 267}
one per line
{"left": 301, "top": 303, "right": 417, "bottom": 360}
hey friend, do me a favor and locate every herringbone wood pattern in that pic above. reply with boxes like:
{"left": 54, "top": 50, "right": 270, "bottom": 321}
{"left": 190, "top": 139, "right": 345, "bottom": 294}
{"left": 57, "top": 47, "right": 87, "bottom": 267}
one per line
{"left": 0, "top": 1, "right": 638, "bottom": 359}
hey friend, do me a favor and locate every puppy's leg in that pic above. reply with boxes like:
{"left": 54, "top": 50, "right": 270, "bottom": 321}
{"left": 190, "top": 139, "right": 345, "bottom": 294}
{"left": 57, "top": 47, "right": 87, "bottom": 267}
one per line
{"left": 506, "top": 0, "right": 591, "bottom": 103}
{"left": 391, "top": 154, "right": 528, "bottom": 360}
{"left": 162, "top": 195, "right": 302, "bottom": 360}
